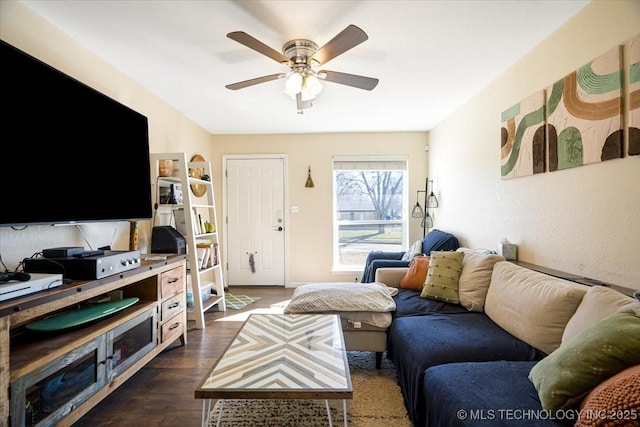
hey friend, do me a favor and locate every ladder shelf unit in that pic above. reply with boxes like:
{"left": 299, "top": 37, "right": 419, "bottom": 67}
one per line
{"left": 150, "top": 153, "right": 226, "bottom": 330}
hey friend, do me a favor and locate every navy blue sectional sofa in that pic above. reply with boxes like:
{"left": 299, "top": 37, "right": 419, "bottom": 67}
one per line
{"left": 375, "top": 258, "right": 640, "bottom": 427}
{"left": 388, "top": 294, "right": 548, "bottom": 427}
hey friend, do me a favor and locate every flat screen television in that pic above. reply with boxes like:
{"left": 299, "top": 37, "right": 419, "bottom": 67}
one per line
{"left": 1, "top": 39, "right": 153, "bottom": 227}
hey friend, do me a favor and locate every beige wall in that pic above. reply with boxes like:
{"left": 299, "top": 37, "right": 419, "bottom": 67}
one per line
{"left": 211, "top": 133, "right": 428, "bottom": 284}
{"left": 428, "top": 0, "right": 640, "bottom": 289}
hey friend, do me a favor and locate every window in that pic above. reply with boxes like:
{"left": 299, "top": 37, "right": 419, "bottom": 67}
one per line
{"left": 333, "top": 156, "right": 408, "bottom": 271}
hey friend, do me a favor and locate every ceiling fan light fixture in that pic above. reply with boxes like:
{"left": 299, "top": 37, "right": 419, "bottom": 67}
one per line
{"left": 285, "top": 71, "right": 323, "bottom": 101}
{"left": 305, "top": 74, "right": 323, "bottom": 97}
{"left": 284, "top": 72, "right": 303, "bottom": 96}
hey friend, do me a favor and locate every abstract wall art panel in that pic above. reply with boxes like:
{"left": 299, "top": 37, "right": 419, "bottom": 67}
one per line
{"left": 629, "top": 34, "right": 640, "bottom": 156}
{"left": 546, "top": 46, "right": 623, "bottom": 171}
{"left": 500, "top": 90, "right": 546, "bottom": 179}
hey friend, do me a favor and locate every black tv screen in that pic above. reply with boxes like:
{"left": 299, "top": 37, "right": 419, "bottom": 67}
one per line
{"left": 1, "top": 40, "right": 153, "bottom": 227}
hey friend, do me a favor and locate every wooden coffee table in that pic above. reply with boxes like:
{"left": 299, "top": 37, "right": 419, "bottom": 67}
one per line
{"left": 195, "top": 313, "right": 352, "bottom": 427}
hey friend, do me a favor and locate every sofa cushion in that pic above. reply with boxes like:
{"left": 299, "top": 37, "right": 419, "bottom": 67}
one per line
{"left": 423, "top": 361, "right": 565, "bottom": 427}
{"left": 562, "top": 285, "right": 640, "bottom": 344}
{"left": 387, "top": 313, "right": 544, "bottom": 427}
{"left": 392, "top": 288, "right": 469, "bottom": 319}
{"left": 485, "top": 261, "right": 588, "bottom": 354}
{"left": 421, "top": 251, "right": 464, "bottom": 303}
{"left": 456, "top": 248, "right": 505, "bottom": 312}
{"left": 399, "top": 256, "right": 430, "bottom": 291}
{"left": 529, "top": 310, "right": 640, "bottom": 413}
{"left": 576, "top": 364, "right": 640, "bottom": 427}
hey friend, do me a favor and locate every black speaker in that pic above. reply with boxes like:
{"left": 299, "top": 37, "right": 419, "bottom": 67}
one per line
{"left": 151, "top": 226, "right": 186, "bottom": 254}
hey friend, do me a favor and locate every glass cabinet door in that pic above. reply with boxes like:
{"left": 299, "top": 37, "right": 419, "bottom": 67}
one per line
{"left": 106, "top": 308, "right": 157, "bottom": 380}
{"left": 11, "top": 336, "right": 107, "bottom": 427}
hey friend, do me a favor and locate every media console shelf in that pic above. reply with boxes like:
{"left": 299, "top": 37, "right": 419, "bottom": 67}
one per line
{"left": 0, "top": 254, "right": 187, "bottom": 427}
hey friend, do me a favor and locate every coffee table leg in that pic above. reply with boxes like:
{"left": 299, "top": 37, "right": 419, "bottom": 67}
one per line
{"left": 215, "top": 399, "right": 225, "bottom": 427}
{"left": 323, "top": 400, "right": 348, "bottom": 426}
{"left": 325, "top": 400, "right": 333, "bottom": 427}
{"left": 342, "top": 399, "right": 348, "bottom": 426}
{"left": 201, "top": 399, "right": 210, "bottom": 427}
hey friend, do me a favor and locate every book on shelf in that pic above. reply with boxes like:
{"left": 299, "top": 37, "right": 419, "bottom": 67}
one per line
{"left": 202, "top": 248, "right": 211, "bottom": 269}
{"left": 195, "top": 246, "right": 207, "bottom": 270}
{"left": 197, "top": 242, "right": 214, "bottom": 268}
{"left": 198, "top": 213, "right": 206, "bottom": 234}
{"left": 191, "top": 208, "right": 208, "bottom": 235}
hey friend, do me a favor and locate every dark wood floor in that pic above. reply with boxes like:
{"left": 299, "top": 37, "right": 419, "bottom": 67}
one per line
{"left": 73, "top": 286, "right": 295, "bottom": 427}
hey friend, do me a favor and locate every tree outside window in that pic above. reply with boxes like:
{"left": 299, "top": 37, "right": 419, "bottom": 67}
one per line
{"left": 333, "top": 157, "right": 408, "bottom": 270}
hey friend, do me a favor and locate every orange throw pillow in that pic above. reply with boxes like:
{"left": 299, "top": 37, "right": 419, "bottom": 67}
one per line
{"left": 576, "top": 364, "right": 640, "bottom": 427}
{"left": 400, "top": 256, "right": 430, "bottom": 291}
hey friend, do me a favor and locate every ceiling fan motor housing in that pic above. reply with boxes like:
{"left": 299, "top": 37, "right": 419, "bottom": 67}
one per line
{"left": 282, "top": 39, "right": 319, "bottom": 66}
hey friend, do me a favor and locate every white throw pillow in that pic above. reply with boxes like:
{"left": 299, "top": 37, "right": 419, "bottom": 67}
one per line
{"left": 484, "top": 261, "right": 588, "bottom": 354}
{"left": 562, "top": 285, "right": 640, "bottom": 344}
{"left": 456, "top": 249, "right": 505, "bottom": 311}
{"left": 402, "top": 239, "right": 423, "bottom": 260}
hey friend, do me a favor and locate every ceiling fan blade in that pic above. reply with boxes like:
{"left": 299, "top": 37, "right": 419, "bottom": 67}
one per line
{"left": 227, "top": 31, "right": 291, "bottom": 64}
{"left": 319, "top": 70, "right": 379, "bottom": 91}
{"left": 310, "top": 25, "right": 369, "bottom": 65}
{"left": 225, "top": 73, "right": 285, "bottom": 90}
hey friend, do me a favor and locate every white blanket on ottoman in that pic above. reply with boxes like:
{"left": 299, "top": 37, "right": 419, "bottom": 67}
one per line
{"left": 284, "top": 282, "right": 398, "bottom": 328}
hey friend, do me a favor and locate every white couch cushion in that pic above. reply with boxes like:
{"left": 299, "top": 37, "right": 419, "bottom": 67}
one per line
{"left": 562, "top": 285, "right": 640, "bottom": 344}
{"left": 484, "top": 262, "right": 588, "bottom": 354}
{"left": 456, "top": 248, "right": 505, "bottom": 311}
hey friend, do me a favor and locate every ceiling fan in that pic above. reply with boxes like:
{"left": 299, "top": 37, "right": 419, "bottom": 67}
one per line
{"left": 225, "top": 25, "right": 379, "bottom": 114}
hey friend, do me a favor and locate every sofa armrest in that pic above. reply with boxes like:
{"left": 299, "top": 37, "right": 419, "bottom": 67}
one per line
{"left": 361, "top": 252, "right": 406, "bottom": 283}
{"left": 375, "top": 267, "right": 409, "bottom": 288}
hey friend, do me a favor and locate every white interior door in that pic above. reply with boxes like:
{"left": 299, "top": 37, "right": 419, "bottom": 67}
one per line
{"left": 225, "top": 156, "right": 286, "bottom": 286}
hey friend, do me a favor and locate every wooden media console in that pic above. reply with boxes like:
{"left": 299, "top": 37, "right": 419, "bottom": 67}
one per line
{"left": 0, "top": 254, "right": 187, "bottom": 427}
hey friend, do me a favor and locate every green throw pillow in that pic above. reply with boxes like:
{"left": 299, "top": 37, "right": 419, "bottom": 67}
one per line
{"left": 420, "top": 251, "right": 464, "bottom": 303}
{"left": 528, "top": 309, "right": 640, "bottom": 413}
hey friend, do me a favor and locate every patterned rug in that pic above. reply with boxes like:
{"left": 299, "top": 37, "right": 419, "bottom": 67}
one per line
{"left": 224, "top": 294, "right": 261, "bottom": 310}
{"left": 207, "top": 351, "right": 411, "bottom": 426}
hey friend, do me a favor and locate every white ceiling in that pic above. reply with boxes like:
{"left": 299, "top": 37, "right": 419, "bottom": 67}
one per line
{"left": 19, "top": 0, "right": 590, "bottom": 135}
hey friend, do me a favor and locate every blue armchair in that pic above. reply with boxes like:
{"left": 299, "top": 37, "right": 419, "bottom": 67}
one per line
{"left": 360, "top": 229, "right": 459, "bottom": 283}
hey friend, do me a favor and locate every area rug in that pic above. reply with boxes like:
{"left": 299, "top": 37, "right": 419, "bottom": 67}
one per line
{"left": 224, "top": 294, "right": 261, "bottom": 310}
{"left": 207, "top": 351, "right": 411, "bottom": 426}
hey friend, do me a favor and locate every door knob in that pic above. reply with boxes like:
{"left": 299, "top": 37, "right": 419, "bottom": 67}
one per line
{"left": 275, "top": 226, "right": 283, "bottom": 231}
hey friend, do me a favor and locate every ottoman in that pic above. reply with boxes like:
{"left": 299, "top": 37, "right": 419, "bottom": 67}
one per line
{"left": 284, "top": 282, "right": 398, "bottom": 368}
